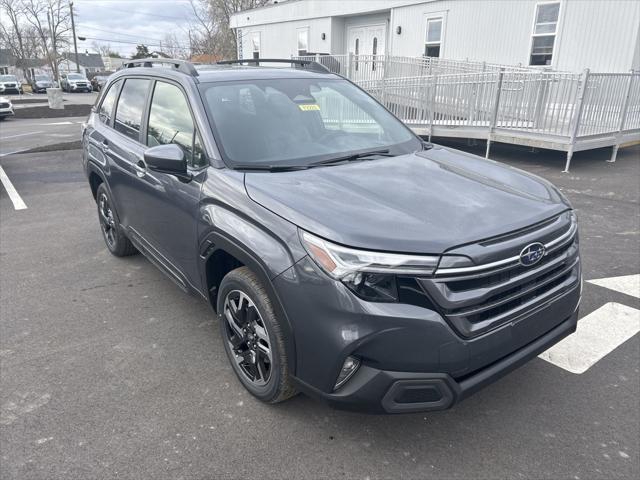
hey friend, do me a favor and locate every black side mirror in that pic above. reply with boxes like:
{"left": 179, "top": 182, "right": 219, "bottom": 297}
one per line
{"left": 144, "top": 144, "right": 189, "bottom": 179}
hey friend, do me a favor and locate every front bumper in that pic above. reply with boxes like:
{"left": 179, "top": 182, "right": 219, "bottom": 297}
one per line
{"left": 294, "top": 309, "right": 578, "bottom": 413}
{"left": 275, "top": 255, "right": 581, "bottom": 414}
{"left": 69, "top": 84, "right": 91, "bottom": 91}
{"left": 0, "top": 108, "right": 14, "bottom": 117}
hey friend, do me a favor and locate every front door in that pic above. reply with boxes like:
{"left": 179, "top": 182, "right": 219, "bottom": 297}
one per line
{"left": 347, "top": 24, "right": 387, "bottom": 80}
{"left": 130, "top": 79, "right": 207, "bottom": 291}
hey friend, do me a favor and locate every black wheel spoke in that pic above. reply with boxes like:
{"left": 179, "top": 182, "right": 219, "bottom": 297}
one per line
{"left": 223, "top": 290, "right": 273, "bottom": 387}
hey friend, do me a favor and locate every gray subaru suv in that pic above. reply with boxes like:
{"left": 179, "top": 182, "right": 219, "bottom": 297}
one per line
{"left": 82, "top": 58, "right": 581, "bottom": 413}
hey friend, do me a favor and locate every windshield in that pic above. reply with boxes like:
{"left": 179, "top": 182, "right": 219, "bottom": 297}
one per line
{"left": 199, "top": 78, "right": 420, "bottom": 167}
{"left": 68, "top": 74, "right": 85, "bottom": 80}
{"left": 35, "top": 75, "right": 51, "bottom": 81}
{"left": 0, "top": 75, "right": 18, "bottom": 82}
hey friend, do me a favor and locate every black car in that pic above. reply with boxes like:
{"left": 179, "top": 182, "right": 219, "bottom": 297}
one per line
{"left": 90, "top": 74, "right": 110, "bottom": 92}
{"left": 82, "top": 58, "right": 581, "bottom": 414}
{"left": 30, "top": 74, "right": 55, "bottom": 93}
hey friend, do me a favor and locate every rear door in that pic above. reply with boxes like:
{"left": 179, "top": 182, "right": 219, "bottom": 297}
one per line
{"left": 107, "top": 77, "right": 152, "bottom": 230}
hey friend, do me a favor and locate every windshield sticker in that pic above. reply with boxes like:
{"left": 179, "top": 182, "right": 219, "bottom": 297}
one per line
{"left": 298, "top": 104, "right": 320, "bottom": 111}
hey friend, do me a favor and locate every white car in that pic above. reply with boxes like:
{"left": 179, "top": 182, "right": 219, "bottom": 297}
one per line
{"left": 0, "top": 96, "right": 14, "bottom": 120}
{"left": 0, "top": 75, "right": 23, "bottom": 95}
{"left": 60, "top": 73, "right": 92, "bottom": 93}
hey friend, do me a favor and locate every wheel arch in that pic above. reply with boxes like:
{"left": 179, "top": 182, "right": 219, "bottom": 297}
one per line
{"left": 202, "top": 232, "right": 297, "bottom": 376}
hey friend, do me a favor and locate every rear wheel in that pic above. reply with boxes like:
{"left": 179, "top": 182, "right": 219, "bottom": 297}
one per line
{"left": 218, "top": 267, "right": 297, "bottom": 403}
{"left": 96, "top": 183, "right": 137, "bottom": 257}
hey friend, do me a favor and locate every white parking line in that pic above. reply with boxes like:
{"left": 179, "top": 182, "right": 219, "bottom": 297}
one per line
{"left": 0, "top": 165, "right": 27, "bottom": 210}
{"left": 588, "top": 274, "right": 640, "bottom": 299}
{"left": 539, "top": 302, "right": 640, "bottom": 373}
{"left": 1, "top": 131, "right": 44, "bottom": 140}
{"left": 0, "top": 148, "right": 28, "bottom": 158}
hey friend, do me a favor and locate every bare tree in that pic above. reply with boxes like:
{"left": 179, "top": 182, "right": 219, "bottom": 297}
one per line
{"left": 91, "top": 41, "right": 111, "bottom": 58}
{"left": 21, "top": 0, "right": 71, "bottom": 82}
{"left": 160, "top": 32, "right": 187, "bottom": 59}
{"left": 188, "top": 0, "right": 270, "bottom": 60}
{"left": 0, "top": 0, "right": 45, "bottom": 79}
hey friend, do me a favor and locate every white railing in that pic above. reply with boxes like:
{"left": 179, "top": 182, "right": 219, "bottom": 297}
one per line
{"left": 294, "top": 54, "right": 639, "bottom": 171}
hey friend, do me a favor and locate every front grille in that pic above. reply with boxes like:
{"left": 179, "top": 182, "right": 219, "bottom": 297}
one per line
{"left": 418, "top": 212, "right": 580, "bottom": 338}
{"left": 0, "top": 102, "right": 10, "bottom": 108}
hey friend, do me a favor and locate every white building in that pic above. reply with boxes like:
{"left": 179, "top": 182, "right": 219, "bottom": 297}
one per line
{"left": 230, "top": 0, "right": 640, "bottom": 72}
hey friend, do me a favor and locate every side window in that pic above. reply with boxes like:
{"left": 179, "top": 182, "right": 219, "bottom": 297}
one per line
{"left": 114, "top": 78, "right": 150, "bottom": 142}
{"left": 424, "top": 17, "right": 443, "bottom": 58}
{"left": 98, "top": 80, "right": 121, "bottom": 125}
{"left": 147, "top": 81, "right": 207, "bottom": 168}
{"left": 529, "top": 2, "right": 560, "bottom": 66}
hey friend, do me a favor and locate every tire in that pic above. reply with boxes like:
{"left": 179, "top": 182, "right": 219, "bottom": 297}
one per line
{"left": 217, "top": 267, "right": 297, "bottom": 404}
{"left": 95, "top": 183, "right": 137, "bottom": 257}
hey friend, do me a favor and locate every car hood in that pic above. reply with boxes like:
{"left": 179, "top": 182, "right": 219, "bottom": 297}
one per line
{"left": 244, "top": 146, "right": 570, "bottom": 254}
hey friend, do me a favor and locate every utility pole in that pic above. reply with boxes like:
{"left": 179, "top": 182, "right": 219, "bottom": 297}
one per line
{"left": 69, "top": 2, "right": 80, "bottom": 73}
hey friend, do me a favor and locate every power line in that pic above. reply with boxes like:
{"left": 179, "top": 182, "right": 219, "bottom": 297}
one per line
{"left": 76, "top": 25, "right": 169, "bottom": 43}
{"left": 76, "top": 35, "right": 190, "bottom": 50}
{"left": 77, "top": 3, "right": 192, "bottom": 22}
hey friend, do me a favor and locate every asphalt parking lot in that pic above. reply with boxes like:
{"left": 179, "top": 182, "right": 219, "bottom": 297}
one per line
{"left": 1, "top": 115, "right": 639, "bottom": 479}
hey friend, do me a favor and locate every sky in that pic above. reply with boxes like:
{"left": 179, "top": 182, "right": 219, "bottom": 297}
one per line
{"left": 73, "top": 0, "right": 195, "bottom": 57}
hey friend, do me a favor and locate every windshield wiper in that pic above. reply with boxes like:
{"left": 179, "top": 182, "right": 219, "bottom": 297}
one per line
{"left": 421, "top": 140, "right": 434, "bottom": 150}
{"left": 233, "top": 164, "right": 311, "bottom": 172}
{"left": 310, "top": 149, "right": 394, "bottom": 167}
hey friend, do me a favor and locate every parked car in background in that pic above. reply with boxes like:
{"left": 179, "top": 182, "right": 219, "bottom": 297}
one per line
{"left": 29, "top": 74, "right": 55, "bottom": 93}
{"left": 90, "top": 73, "right": 111, "bottom": 92}
{"left": 0, "top": 75, "right": 23, "bottom": 95}
{"left": 0, "top": 97, "right": 14, "bottom": 119}
{"left": 60, "top": 73, "right": 92, "bottom": 92}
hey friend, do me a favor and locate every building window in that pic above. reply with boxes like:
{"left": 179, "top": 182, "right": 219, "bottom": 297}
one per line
{"left": 530, "top": 2, "right": 560, "bottom": 66}
{"left": 424, "top": 17, "right": 442, "bottom": 58}
{"left": 251, "top": 32, "right": 261, "bottom": 59}
{"left": 0, "top": 67, "right": 8, "bottom": 75}
{"left": 297, "top": 28, "right": 309, "bottom": 56}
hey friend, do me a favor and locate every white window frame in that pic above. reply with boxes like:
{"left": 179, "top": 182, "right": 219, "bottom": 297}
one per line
{"left": 297, "top": 27, "right": 310, "bottom": 56}
{"left": 250, "top": 31, "right": 261, "bottom": 59}
{"left": 528, "top": 1, "right": 562, "bottom": 67}
{"left": 424, "top": 13, "right": 446, "bottom": 58}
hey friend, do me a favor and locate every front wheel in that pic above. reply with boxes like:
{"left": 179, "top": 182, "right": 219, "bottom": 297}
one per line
{"left": 217, "top": 267, "right": 297, "bottom": 404}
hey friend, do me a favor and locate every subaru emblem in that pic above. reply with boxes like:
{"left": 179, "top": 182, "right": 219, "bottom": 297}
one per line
{"left": 519, "top": 242, "right": 546, "bottom": 266}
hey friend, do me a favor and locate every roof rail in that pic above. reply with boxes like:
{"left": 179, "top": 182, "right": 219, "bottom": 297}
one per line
{"left": 216, "top": 58, "right": 331, "bottom": 73}
{"left": 121, "top": 58, "right": 199, "bottom": 77}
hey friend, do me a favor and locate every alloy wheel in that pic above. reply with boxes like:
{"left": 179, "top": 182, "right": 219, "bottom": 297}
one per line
{"left": 98, "top": 192, "right": 116, "bottom": 248}
{"left": 223, "top": 290, "right": 273, "bottom": 386}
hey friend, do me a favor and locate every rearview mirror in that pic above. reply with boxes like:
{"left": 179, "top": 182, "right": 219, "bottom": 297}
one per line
{"left": 144, "top": 144, "right": 188, "bottom": 177}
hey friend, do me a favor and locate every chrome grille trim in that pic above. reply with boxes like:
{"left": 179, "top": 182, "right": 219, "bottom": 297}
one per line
{"left": 435, "top": 213, "right": 577, "bottom": 276}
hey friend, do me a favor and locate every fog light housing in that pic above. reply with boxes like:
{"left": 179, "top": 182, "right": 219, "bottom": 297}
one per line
{"left": 333, "top": 356, "right": 361, "bottom": 391}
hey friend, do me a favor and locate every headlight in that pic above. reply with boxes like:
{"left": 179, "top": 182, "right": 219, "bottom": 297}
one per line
{"left": 300, "top": 231, "right": 439, "bottom": 302}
